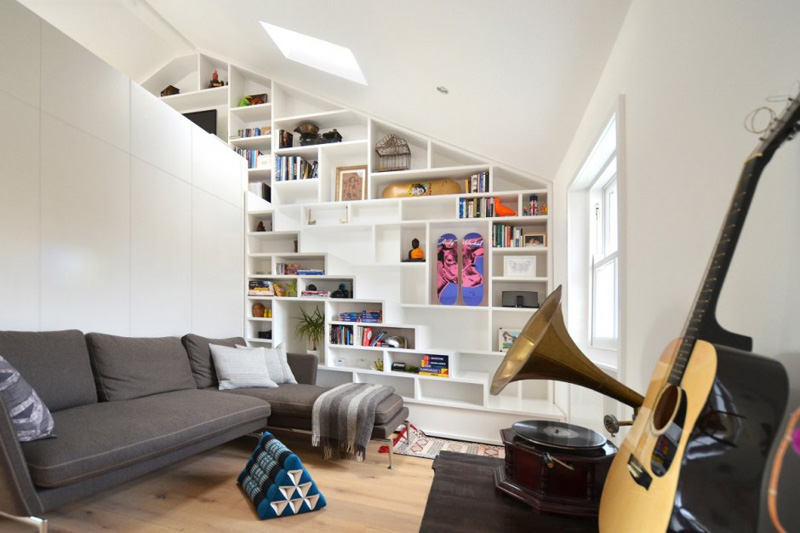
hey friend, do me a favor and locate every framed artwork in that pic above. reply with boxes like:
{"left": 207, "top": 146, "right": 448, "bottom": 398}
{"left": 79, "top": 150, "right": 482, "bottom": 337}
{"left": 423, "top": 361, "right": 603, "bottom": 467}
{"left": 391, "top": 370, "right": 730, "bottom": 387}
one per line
{"left": 498, "top": 327, "right": 522, "bottom": 352}
{"left": 524, "top": 232, "right": 547, "bottom": 246}
{"left": 335, "top": 165, "right": 368, "bottom": 201}
{"left": 503, "top": 256, "right": 537, "bottom": 278}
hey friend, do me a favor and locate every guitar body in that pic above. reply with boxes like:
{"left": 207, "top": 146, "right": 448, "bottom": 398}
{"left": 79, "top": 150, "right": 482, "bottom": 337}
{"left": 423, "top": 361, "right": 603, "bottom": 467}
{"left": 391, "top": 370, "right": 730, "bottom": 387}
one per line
{"left": 599, "top": 340, "right": 788, "bottom": 532}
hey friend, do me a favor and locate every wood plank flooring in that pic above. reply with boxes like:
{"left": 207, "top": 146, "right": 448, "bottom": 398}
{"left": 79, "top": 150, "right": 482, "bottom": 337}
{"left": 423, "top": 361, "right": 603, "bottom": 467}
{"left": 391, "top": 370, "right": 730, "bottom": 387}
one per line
{"left": 1, "top": 430, "right": 435, "bottom": 532}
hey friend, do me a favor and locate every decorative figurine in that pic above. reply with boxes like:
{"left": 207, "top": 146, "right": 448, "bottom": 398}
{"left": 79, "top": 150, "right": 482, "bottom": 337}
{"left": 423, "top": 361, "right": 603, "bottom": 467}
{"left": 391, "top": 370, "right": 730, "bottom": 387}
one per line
{"left": 331, "top": 283, "right": 350, "bottom": 298}
{"left": 160, "top": 85, "right": 180, "bottom": 97}
{"left": 252, "top": 303, "right": 266, "bottom": 318}
{"left": 541, "top": 204, "right": 549, "bottom": 215}
{"left": 209, "top": 69, "right": 224, "bottom": 88}
{"left": 322, "top": 129, "right": 343, "bottom": 143}
{"left": 256, "top": 221, "right": 266, "bottom": 232}
{"left": 404, "top": 238, "right": 425, "bottom": 262}
{"left": 494, "top": 197, "right": 517, "bottom": 217}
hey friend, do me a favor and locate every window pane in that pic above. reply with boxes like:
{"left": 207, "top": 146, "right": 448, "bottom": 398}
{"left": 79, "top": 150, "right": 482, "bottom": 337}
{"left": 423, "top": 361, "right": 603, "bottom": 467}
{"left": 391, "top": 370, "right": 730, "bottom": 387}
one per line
{"left": 593, "top": 259, "right": 617, "bottom": 340}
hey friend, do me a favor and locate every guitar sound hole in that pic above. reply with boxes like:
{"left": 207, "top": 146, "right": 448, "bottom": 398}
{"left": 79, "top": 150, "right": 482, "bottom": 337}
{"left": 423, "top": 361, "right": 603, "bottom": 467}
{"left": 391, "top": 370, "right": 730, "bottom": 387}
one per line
{"left": 653, "top": 385, "right": 680, "bottom": 432}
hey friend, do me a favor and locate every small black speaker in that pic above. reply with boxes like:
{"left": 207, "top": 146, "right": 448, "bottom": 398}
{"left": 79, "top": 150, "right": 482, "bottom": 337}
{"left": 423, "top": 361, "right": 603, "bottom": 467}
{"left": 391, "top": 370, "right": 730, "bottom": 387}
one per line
{"left": 502, "top": 291, "right": 539, "bottom": 308}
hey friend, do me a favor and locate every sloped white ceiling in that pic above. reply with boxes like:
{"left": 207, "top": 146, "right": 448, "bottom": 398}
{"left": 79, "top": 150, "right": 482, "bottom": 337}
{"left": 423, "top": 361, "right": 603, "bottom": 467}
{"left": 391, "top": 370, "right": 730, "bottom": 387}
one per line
{"left": 18, "top": 0, "right": 631, "bottom": 180}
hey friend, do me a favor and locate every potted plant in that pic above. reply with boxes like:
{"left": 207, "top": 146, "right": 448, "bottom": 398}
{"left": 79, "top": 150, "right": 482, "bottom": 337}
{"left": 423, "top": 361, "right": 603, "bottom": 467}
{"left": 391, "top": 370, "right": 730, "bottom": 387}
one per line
{"left": 294, "top": 307, "right": 324, "bottom": 352}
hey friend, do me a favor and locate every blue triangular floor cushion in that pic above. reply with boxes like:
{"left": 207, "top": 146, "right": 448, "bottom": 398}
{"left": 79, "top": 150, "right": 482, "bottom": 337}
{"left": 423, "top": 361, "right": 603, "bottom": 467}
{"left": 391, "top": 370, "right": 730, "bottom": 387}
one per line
{"left": 238, "top": 432, "right": 327, "bottom": 519}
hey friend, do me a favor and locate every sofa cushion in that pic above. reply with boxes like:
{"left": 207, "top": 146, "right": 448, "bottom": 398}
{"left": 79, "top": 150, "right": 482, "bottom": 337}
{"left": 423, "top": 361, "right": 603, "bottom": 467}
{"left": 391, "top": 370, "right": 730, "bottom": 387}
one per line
{"left": 0, "top": 330, "right": 97, "bottom": 411}
{"left": 0, "top": 355, "right": 55, "bottom": 441}
{"left": 209, "top": 343, "right": 278, "bottom": 390}
{"left": 182, "top": 334, "right": 245, "bottom": 389}
{"left": 227, "top": 384, "right": 404, "bottom": 425}
{"left": 20, "top": 389, "right": 270, "bottom": 488}
{"left": 85, "top": 333, "right": 196, "bottom": 401}
{"left": 236, "top": 344, "right": 297, "bottom": 385}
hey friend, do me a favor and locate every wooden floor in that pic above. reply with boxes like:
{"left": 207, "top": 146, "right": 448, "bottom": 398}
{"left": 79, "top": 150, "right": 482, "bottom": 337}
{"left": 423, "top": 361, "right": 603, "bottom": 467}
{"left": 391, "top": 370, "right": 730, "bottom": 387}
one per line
{"left": 2, "top": 430, "right": 435, "bottom": 532}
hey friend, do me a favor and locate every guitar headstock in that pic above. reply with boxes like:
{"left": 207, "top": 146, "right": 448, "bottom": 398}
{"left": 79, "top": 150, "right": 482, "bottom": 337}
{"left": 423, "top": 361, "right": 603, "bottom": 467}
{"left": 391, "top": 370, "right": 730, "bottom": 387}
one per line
{"left": 752, "top": 92, "right": 800, "bottom": 158}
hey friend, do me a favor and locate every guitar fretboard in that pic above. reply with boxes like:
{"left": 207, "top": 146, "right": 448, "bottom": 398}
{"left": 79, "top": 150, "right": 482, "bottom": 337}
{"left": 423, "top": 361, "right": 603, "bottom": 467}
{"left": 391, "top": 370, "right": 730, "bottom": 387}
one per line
{"left": 669, "top": 95, "right": 800, "bottom": 385}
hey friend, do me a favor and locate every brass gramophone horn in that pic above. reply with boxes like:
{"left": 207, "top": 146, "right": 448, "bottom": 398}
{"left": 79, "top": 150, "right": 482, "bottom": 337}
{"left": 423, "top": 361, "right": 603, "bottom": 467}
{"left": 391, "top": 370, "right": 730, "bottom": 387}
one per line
{"left": 491, "top": 286, "right": 643, "bottom": 409}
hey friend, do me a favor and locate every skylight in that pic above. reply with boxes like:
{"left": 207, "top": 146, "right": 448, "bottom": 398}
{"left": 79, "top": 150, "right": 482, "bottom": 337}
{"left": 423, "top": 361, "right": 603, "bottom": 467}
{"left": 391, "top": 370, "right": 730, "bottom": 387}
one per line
{"left": 260, "top": 22, "right": 367, "bottom": 85}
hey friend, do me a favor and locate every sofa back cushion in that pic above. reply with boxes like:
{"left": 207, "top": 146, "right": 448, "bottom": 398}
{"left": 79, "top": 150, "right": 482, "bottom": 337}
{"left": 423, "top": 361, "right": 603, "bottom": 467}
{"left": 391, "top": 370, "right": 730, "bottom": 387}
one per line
{"left": 86, "top": 333, "right": 196, "bottom": 401}
{"left": 0, "top": 330, "right": 97, "bottom": 411}
{"left": 181, "top": 334, "right": 246, "bottom": 389}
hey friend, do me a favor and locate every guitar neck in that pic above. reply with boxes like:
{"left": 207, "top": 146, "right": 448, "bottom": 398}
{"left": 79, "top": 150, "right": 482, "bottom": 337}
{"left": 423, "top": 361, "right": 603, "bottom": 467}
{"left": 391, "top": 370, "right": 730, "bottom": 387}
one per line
{"left": 671, "top": 96, "right": 800, "bottom": 386}
{"left": 670, "top": 156, "right": 765, "bottom": 385}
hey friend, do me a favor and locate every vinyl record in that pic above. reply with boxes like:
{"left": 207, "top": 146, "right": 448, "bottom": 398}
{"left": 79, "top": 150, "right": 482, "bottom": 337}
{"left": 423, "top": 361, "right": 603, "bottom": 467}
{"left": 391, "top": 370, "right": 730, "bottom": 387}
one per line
{"left": 512, "top": 420, "right": 606, "bottom": 450}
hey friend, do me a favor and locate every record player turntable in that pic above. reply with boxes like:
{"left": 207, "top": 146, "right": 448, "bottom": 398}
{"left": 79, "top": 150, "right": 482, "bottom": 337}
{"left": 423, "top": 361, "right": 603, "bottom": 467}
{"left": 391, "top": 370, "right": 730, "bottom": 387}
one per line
{"left": 494, "top": 421, "right": 616, "bottom": 517}
{"left": 489, "top": 286, "right": 643, "bottom": 517}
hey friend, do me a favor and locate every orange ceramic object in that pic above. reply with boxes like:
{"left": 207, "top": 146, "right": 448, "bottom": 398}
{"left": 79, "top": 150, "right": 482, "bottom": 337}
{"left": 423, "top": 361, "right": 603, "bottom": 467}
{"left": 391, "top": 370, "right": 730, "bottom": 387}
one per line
{"left": 494, "top": 197, "right": 517, "bottom": 216}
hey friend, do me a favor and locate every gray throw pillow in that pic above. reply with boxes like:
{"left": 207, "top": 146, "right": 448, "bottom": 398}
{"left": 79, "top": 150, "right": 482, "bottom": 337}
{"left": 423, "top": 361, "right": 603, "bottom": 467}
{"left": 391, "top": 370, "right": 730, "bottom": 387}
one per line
{"left": 0, "top": 355, "right": 55, "bottom": 442}
{"left": 209, "top": 344, "right": 278, "bottom": 390}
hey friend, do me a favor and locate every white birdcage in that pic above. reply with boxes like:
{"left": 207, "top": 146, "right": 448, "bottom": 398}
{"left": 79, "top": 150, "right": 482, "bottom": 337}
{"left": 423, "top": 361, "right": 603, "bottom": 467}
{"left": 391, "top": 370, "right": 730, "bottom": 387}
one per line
{"left": 375, "top": 134, "right": 411, "bottom": 172}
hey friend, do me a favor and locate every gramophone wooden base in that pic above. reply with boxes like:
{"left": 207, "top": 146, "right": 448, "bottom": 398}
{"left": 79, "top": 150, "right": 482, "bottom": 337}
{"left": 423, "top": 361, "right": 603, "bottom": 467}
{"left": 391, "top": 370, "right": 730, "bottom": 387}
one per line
{"left": 494, "top": 427, "right": 616, "bottom": 517}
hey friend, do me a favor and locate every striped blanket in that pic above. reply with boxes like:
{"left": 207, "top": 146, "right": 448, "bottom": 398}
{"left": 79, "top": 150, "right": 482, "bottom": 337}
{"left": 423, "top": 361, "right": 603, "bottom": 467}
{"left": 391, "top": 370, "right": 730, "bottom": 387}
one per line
{"left": 311, "top": 383, "right": 394, "bottom": 461}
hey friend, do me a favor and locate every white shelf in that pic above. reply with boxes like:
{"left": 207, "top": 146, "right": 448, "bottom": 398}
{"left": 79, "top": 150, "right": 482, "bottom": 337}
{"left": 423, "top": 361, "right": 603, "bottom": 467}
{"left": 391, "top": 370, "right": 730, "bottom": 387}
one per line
{"left": 230, "top": 134, "right": 272, "bottom": 149}
{"left": 230, "top": 102, "right": 272, "bottom": 121}
{"left": 492, "top": 276, "right": 548, "bottom": 283}
{"left": 143, "top": 54, "right": 557, "bottom": 441}
{"left": 274, "top": 109, "right": 367, "bottom": 131}
{"left": 159, "top": 86, "right": 228, "bottom": 112}
{"left": 246, "top": 338, "right": 273, "bottom": 345}
{"left": 492, "top": 246, "right": 549, "bottom": 253}
{"left": 248, "top": 168, "right": 271, "bottom": 180}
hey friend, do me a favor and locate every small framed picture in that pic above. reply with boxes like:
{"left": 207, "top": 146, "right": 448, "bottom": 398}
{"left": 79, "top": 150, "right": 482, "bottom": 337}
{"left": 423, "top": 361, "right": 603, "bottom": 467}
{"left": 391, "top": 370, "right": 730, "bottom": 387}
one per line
{"left": 498, "top": 328, "right": 522, "bottom": 352}
{"left": 335, "top": 165, "right": 368, "bottom": 202}
{"left": 504, "top": 256, "right": 537, "bottom": 278}
{"left": 524, "top": 232, "right": 547, "bottom": 246}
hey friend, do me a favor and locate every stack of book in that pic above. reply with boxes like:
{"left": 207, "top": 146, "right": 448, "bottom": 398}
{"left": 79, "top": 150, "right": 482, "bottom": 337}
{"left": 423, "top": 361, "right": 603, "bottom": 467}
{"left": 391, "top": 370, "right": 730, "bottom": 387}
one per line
{"left": 276, "top": 263, "right": 300, "bottom": 275}
{"left": 459, "top": 196, "right": 496, "bottom": 219}
{"left": 419, "top": 354, "right": 449, "bottom": 378}
{"left": 248, "top": 280, "right": 274, "bottom": 297}
{"left": 330, "top": 325, "right": 354, "bottom": 345}
{"left": 360, "top": 309, "right": 382, "bottom": 323}
{"left": 274, "top": 155, "right": 319, "bottom": 181}
{"left": 231, "top": 125, "right": 270, "bottom": 139}
{"left": 338, "top": 310, "right": 382, "bottom": 323}
{"left": 492, "top": 223, "right": 525, "bottom": 248}
{"left": 235, "top": 148, "right": 264, "bottom": 169}
{"left": 300, "top": 290, "right": 330, "bottom": 297}
{"left": 464, "top": 171, "right": 489, "bottom": 193}
{"left": 297, "top": 268, "right": 324, "bottom": 275}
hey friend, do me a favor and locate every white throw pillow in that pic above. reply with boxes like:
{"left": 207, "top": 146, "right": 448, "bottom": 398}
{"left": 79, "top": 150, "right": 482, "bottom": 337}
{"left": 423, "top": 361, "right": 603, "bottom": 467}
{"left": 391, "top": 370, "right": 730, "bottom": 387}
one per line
{"left": 236, "top": 344, "right": 297, "bottom": 385}
{"left": 209, "top": 343, "right": 278, "bottom": 390}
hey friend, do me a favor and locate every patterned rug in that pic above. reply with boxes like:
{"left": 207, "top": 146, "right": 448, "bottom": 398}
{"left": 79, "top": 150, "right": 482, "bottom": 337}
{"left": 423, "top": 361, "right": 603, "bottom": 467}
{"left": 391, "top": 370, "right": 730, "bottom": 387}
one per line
{"left": 379, "top": 424, "right": 504, "bottom": 460}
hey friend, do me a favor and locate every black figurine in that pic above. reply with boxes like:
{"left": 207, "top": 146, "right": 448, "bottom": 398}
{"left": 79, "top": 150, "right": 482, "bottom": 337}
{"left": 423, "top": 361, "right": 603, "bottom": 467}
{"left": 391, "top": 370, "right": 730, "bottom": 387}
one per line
{"left": 331, "top": 283, "right": 350, "bottom": 298}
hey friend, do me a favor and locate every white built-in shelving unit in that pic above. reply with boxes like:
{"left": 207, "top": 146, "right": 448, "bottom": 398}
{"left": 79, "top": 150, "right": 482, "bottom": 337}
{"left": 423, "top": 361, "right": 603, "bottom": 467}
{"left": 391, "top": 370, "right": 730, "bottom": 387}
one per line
{"left": 142, "top": 53, "right": 562, "bottom": 442}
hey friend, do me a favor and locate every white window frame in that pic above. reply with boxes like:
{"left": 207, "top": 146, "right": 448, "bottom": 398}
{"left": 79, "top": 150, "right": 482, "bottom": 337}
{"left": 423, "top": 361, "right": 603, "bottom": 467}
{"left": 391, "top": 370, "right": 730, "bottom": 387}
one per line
{"left": 567, "top": 105, "right": 623, "bottom": 366}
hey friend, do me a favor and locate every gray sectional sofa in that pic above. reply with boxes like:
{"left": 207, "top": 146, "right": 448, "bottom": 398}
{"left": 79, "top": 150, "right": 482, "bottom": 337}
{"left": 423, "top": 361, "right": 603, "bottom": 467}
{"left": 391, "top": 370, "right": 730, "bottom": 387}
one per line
{"left": 0, "top": 330, "right": 407, "bottom": 532}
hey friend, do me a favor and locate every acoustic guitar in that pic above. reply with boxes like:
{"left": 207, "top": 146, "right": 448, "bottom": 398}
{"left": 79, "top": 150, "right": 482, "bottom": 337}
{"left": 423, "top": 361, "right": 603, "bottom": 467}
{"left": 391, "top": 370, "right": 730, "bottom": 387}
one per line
{"left": 598, "top": 95, "right": 800, "bottom": 531}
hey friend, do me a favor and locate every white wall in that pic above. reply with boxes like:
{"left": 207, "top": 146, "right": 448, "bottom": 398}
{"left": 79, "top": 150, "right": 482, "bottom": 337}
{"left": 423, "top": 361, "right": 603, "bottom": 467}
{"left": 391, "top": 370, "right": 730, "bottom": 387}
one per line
{"left": 553, "top": 0, "right": 800, "bottom": 466}
{"left": 0, "top": 0, "right": 246, "bottom": 338}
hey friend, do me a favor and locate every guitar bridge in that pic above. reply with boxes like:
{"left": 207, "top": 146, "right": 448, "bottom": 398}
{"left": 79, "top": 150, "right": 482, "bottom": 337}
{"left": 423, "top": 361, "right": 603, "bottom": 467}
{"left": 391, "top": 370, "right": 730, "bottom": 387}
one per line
{"left": 627, "top": 455, "right": 652, "bottom": 490}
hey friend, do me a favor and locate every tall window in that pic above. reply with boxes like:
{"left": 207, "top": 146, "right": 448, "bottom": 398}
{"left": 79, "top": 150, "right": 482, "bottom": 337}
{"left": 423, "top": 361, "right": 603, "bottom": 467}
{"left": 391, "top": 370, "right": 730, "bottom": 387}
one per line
{"left": 568, "top": 113, "right": 620, "bottom": 357}
{"left": 590, "top": 162, "right": 618, "bottom": 348}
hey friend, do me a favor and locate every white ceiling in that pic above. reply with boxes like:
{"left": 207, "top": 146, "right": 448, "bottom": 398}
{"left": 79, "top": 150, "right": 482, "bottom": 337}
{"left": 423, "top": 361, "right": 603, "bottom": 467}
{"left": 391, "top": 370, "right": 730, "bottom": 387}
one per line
{"left": 18, "top": 0, "right": 632, "bottom": 180}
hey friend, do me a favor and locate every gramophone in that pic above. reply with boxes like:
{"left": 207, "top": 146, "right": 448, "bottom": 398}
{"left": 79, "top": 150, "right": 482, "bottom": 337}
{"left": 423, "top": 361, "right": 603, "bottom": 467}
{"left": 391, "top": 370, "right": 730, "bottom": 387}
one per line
{"left": 490, "top": 285, "right": 643, "bottom": 517}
